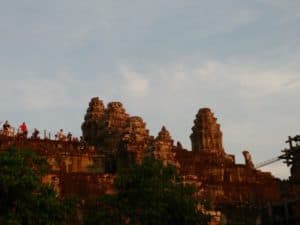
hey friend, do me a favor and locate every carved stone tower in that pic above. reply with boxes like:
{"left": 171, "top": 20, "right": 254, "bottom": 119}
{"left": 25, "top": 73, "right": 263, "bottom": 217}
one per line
{"left": 153, "top": 126, "right": 179, "bottom": 167}
{"left": 190, "top": 108, "right": 224, "bottom": 153}
{"left": 81, "top": 97, "right": 105, "bottom": 146}
{"left": 121, "top": 116, "right": 150, "bottom": 164}
{"left": 97, "top": 102, "right": 129, "bottom": 154}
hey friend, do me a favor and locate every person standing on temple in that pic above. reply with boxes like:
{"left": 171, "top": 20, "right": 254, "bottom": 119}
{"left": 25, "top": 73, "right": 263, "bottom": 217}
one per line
{"left": 31, "top": 128, "right": 40, "bottom": 139}
{"left": 3, "top": 120, "right": 11, "bottom": 136}
{"left": 67, "top": 132, "right": 72, "bottom": 141}
{"left": 57, "top": 129, "right": 65, "bottom": 141}
{"left": 19, "top": 122, "right": 28, "bottom": 138}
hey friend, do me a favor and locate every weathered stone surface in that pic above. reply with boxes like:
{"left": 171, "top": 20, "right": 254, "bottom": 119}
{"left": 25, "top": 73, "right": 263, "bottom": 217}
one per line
{"left": 60, "top": 173, "right": 115, "bottom": 199}
{"left": 175, "top": 150, "right": 279, "bottom": 205}
{"left": 104, "top": 102, "right": 129, "bottom": 131}
{"left": 97, "top": 102, "right": 129, "bottom": 154}
{"left": 190, "top": 108, "right": 224, "bottom": 153}
{"left": 0, "top": 136, "right": 102, "bottom": 174}
{"left": 81, "top": 100, "right": 132, "bottom": 172}
{"left": 0, "top": 135, "right": 111, "bottom": 199}
{"left": 118, "top": 116, "right": 150, "bottom": 164}
{"left": 152, "top": 126, "right": 179, "bottom": 168}
{"left": 82, "top": 99, "right": 130, "bottom": 156}
{"left": 81, "top": 97, "right": 105, "bottom": 146}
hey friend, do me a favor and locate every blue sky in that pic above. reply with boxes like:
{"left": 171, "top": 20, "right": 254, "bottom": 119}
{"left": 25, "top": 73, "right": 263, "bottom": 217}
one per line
{"left": 1, "top": 0, "right": 300, "bottom": 178}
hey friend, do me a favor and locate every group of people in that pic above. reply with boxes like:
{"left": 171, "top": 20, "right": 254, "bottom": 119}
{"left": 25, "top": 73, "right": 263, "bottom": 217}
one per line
{"left": 2, "top": 120, "right": 13, "bottom": 136}
{"left": 1, "top": 120, "right": 28, "bottom": 137}
{"left": 55, "top": 129, "right": 75, "bottom": 141}
{"left": 0, "top": 120, "right": 76, "bottom": 142}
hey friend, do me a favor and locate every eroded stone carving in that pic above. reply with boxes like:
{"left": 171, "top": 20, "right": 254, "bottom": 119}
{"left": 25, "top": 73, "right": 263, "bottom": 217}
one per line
{"left": 190, "top": 108, "right": 224, "bottom": 153}
{"left": 81, "top": 97, "right": 105, "bottom": 146}
{"left": 119, "top": 116, "right": 150, "bottom": 164}
{"left": 97, "top": 102, "right": 129, "bottom": 154}
{"left": 153, "top": 126, "right": 179, "bottom": 168}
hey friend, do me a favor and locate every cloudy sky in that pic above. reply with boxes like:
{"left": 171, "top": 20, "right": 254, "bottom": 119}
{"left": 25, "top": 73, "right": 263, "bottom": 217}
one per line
{"left": 1, "top": 0, "right": 300, "bottom": 178}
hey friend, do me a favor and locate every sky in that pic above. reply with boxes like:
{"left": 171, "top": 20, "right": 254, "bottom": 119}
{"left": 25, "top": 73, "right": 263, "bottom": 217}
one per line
{"left": 1, "top": 0, "right": 300, "bottom": 179}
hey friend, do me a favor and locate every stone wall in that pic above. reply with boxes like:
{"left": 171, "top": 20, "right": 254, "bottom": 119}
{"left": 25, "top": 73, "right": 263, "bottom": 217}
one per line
{"left": 0, "top": 136, "right": 113, "bottom": 197}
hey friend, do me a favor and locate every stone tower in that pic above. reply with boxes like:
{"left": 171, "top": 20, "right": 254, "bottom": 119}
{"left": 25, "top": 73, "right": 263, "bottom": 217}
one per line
{"left": 97, "top": 102, "right": 129, "bottom": 154}
{"left": 120, "top": 116, "right": 150, "bottom": 164}
{"left": 81, "top": 97, "right": 105, "bottom": 146}
{"left": 190, "top": 108, "right": 224, "bottom": 153}
{"left": 153, "top": 126, "right": 179, "bottom": 167}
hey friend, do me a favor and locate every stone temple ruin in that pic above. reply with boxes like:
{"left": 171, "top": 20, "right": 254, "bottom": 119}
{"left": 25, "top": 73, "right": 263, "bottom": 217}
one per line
{"left": 1, "top": 96, "right": 300, "bottom": 224}
{"left": 79, "top": 97, "right": 284, "bottom": 223}
{"left": 81, "top": 98, "right": 279, "bottom": 202}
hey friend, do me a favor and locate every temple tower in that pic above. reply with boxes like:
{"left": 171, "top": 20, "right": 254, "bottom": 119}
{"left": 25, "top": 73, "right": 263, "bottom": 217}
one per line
{"left": 97, "top": 102, "right": 129, "bottom": 154}
{"left": 153, "top": 126, "right": 179, "bottom": 167}
{"left": 81, "top": 97, "right": 105, "bottom": 146}
{"left": 120, "top": 116, "right": 150, "bottom": 164}
{"left": 190, "top": 108, "right": 224, "bottom": 153}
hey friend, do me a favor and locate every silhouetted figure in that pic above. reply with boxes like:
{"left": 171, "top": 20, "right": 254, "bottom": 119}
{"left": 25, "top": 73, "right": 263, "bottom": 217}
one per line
{"left": 31, "top": 128, "right": 40, "bottom": 139}
{"left": 67, "top": 132, "right": 72, "bottom": 141}
{"left": 3, "top": 120, "right": 10, "bottom": 131}
{"left": 2, "top": 120, "right": 13, "bottom": 136}
{"left": 57, "top": 129, "right": 66, "bottom": 141}
{"left": 177, "top": 141, "right": 183, "bottom": 150}
{"left": 18, "top": 122, "right": 28, "bottom": 138}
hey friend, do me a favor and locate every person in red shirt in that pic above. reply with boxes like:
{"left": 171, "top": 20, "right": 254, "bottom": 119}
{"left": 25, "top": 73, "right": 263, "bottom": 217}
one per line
{"left": 19, "top": 122, "right": 28, "bottom": 137}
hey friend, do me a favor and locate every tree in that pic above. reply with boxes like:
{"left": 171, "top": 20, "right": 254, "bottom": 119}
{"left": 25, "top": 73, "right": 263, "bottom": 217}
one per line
{"left": 0, "top": 147, "right": 75, "bottom": 225}
{"left": 85, "top": 158, "right": 210, "bottom": 225}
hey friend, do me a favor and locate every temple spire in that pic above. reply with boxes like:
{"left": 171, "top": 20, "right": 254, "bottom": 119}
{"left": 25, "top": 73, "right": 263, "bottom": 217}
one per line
{"left": 190, "top": 108, "right": 224, "bottom": 153}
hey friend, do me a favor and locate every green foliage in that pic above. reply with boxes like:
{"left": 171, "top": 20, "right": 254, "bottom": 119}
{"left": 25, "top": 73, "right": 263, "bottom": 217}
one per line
{"left": 85, "top": 157, "right": 210, "bottom": 225}
{"left": 0, "top": 147, "right": 76, "bottom": 225}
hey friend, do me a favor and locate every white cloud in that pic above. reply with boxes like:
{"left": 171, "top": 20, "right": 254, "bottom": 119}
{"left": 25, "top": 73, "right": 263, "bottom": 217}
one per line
{"left": 188, "top": 60, "right": 300, "bottom": 99}
{"left": 113, "top": 60, "right": 300, "bottom": 125}
{"left": 120, "top": 64, "right": 149, "bottom": 98}
{"left": 117, "top": 61, "right": 300, "bottom": 161}
{"left": 117, "top": 60, "right": 300, "bottom": 105}
{"left": 132, "top": 60, "right": 299, "bottom": 101}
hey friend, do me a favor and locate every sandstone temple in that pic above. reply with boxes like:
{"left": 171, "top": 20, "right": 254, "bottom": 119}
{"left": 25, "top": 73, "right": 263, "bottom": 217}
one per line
{"left": 1, "top": 97, "right": 300, "bottom": 225}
